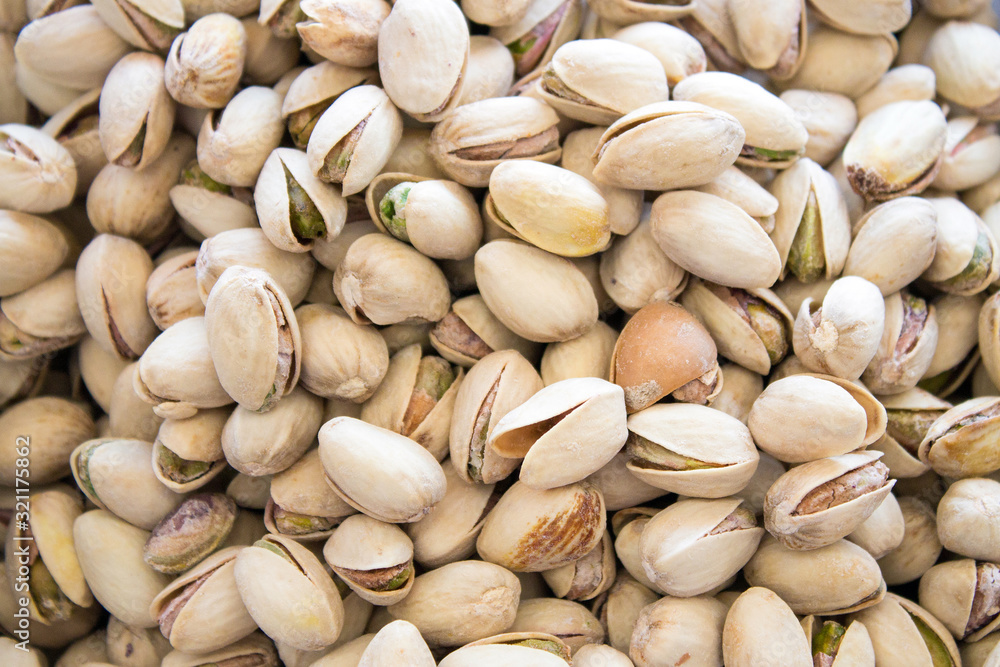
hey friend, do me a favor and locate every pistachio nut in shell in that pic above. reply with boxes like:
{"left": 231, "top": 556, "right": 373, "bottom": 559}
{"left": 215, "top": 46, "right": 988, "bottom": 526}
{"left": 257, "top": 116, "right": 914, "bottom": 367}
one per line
{"left": 319, "top": 416, "right": 446, "bottom": 523}
{"left": 918, "top": 559, "right": 1000, "bottom": 642}
{"left": 587, "top": 0, "right": 693, "bottom": 24}
{"left": 744, "top": 535, "right": 886, "bottom": 615}
{"left": 160, "top": 631, "right": 278, "bottom": 667}
{"left": 477, "top": 481, "right": 605, "bottom": 572}
{"left": 777, "top": 26, "right": 897, "bottom": 97}
{"left": 296, "top": 303, "right": 388, "bottom": 402}
{"left": 591, "top": 101, "right": 745, "bottom": 191}
{"left": 387, "top": 560, "right": 520, "bottom": 648}
{"left": 475, "top": 240, "right": 598, "bottom": 344}
{"left": 610, "top": 300, "right": 720, "bottom": 413}
{"left": 197, "top": 86, "right": 285, "bottom": 188}
{"left": 650, "top": 190, "right": 782, "bottom": 290}
{"left": 848, "top": 593, "right": 962, "bottom": 667}
{"left": 561, "top": 125, "right": 643, "bottom": 237}
{"left": 90, "top": 0, "right": 184, "bottom": 52}
{"left": 862, "top": 291, "right": 938, "bottom": 396}
{"left": 323, "top": 514, "right": 414, "bottom": 606}
{"left": 0, "top": 268, "right": 86, "bottom": 361}
{"left": 871, "top": 388, "right": 949, "bottom": 479}
{"left": 729, "top": 0, "right": 805, "bottom": 79}
{"left": 148, "top": 546, "right": 257, "bottom": 654}
{"left": 801, "top": 616, "right": 876, "bottom": 667}
{"left": 430, "top": 294, "right": 540, "bottom": 369}
{"left": 541, "top": 529, "right": 615, "bottom": 602}
{"left": 878, "top": 496, "right": 944, "bottom": 586}
{"left": 489, "top": 377, "right": 626, "bottom": 489}
{"left": 780, "top": 89, "right": 858, "bottom": 166}
{"left": 0, "top": 210, "right": 68, "bottom": 297}
{"left": 810, "top": 0, "right": 911, "bottom": 35}
{"left": 333, "top": 233, "right": 451, "bottom": 326}
{"left": 73, "top": 510, "right": 172, "bottom": 629}
{"left": 460, "top": 0, "right": 532, "bottom": 27}
{"left": 356, "top": 619, "right": 434, "bottom": 667}
{"left": 922, "top": 20, "right": 1000, "bottom": 111}
{"left": 763, "top": 450, "right": 894, "bottom": 551}
{"left": 162, "top": 13, "right": 246, "bottom": 108}
{"left": 921, "top": 293, "right": 984, "bottom": 396}
{"left": 847, "top": 492, "right": 906, "bottom": 560}
{"left": 507, "top": 597, "right": 605, "bottom": 653}
{"left": 748, "top": 374, "right": 886, "bottom": 463}
{"left": 933, "top": 117, "right": 1000, "bottom": 191}
{"left": 98, "top": 52, "right": 175, "bottom": 171}
{"left": 853, "top": 63, "right": 937, "bottom": 119}
{"left": 937, "top": 478, "right": 1000, "bottom": 562}
{"left": 980, "top": 291, "right": 1000, "bottom": 391}
{"left": 168, "top": 160, "right": 258, "bottom": 240}
{"left": 922, "top": 197, "right": 1000, "bottom": 296}
{"left": 296, "top": 0, "right": 390, "bottom": 68}
{"left": 439, "top": 643, "right": 568, "bottom": 667}
{"left": 627, "top": 595, "right": 725, "bottom": 667}
{"left": 693, "top": 165, "right": 779, "bottom": 233}
{"left": 233, "top": 534, "right": 344, "bottom": 651}
{"left": 143, "top": 493, "right": 237, "bottom": 574}
{"left": 0, "top": 122, "right": 76, "bottom": 214}
{"left": 611, "top": 21, "right": 705, "bottom": 90}
{"left": 281, "top": 62, "right": 379, "bottom": 149}
{"left": 722, "top": 587, "right": 812, "bottom": 667}
{"left": 917, "top": 396, "right": 1000, "bottom": 479}
{"left": 962, "top": 631, "right": 1000, "bottom": 667}
{"left": 266, "top": 447, "right": 356, "bottom": 540}
{"left": 490, "top": 0, "right": 584, "bottom": 78}
{"left": 639, "top": 497, "right": 763, "bottom": 597}
{"left": 145, "top": 251, "right": 205, "bottom": 332}
{"left": 204, "top": 266, "right": 301, "bottom": 413}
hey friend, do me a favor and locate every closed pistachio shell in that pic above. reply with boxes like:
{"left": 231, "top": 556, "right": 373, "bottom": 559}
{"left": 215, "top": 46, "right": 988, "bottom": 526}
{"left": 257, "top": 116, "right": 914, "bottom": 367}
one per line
{"left": 0, "top": 269, "right": 85, "bottom": 357}
{"left": 162, "top": 12, "right": 246, "bottom": 108}
{"left": 440, "top": 643, "right": 568, "bottom": 667}
{"left": 628, "top": 596, "right": 724, "bottom": 667}
{"left": 612, "top": 21, "right": 706, "bottom": 88}
{"left": 297, "top": 303, "right": 388, "bottom": 402}
{"left": 938, "top": 478, "right": 1000, "bottom": 562}
{"left": 780, "top": 90, "right": 858, "bottom": 166}
{"left": 722, "top": 587, "right": 812, "bottom": 667}
{"left": 730, "top": 0, "right": 805, "bottom": 79}
{"left": 297, "top": 0, "right": 389, "bottom": 68}
{"left": 778, "top": 27, "right": 897, "bottom": 98}
{"left": 0, "top": 211, "right": 68, "bottom": 297}
{"left": 854, "top": 64, "right": 937, "bottom": 119}
{"left": 922, "top": 20, "right": 1000, "bottom": 110}
{"left": 460, "top": 0, "right": 532, "bottom": 27}
{"left": 810, "top": 0, "right": 911, "bottom": 35}
{"left": 847, "top": 492, "right": 906, "bottom": 559}
{"left": 91, "top": 0, "right": 184, "bottom": 52}
{"left": 356, "top": 619, "right": 433, "bottom": 666}
{"left": 879, "top": 496, "right": 943, "bottom": 586}
{"left": 507, "top": 597, "right": 605, "bottom": 652}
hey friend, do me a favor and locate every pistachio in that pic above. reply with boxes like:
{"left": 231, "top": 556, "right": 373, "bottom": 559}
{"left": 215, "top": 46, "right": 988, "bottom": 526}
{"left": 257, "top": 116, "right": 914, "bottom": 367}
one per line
{"left": 91, "top": 0, "right": 184, "bottom": 52}
{"left": 282, "top": 62, "right": 378, "bottom": 149}
{"left": 198, "top": 86, "right": 285, "bottom": 188}
{"left": 723, "top": 588, "right": 812, "bottom": 667}
{"left": 0, "top": 122, "right": 77, "bottom": 213}
{"left": 848, "top": 593, "right": 962, "bottom": 667}
{"left": 143, "top": 494, "right": 238, "bottom": 574}
{"left": 99, "top": 53, "right": 175, "bottom": 170}
{"left": 323, "top": 514, "right": 415, "bottom": 605}
{"left": 922, "top": 197, "right": 1000, "bottom": 296}
{"left": 297, "top": 0, "right": 389, "bottom": 68}
{"left": 491, "top": 0, "right": 583, "bottom": 77}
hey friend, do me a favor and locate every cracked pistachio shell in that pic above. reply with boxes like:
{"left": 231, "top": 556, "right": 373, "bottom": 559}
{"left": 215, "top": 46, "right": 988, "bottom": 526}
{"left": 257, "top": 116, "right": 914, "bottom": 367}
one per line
{"left": 938, "top": 478, "right": 1000, "bottom": 562}
{"left": 723, "top": 588, "right": 812, "bottom": 667}
{"left": 764, "top": 450, "right": 894, "bottom": 551}
{"left": 87, "top": 133, "right": 196, "bottom": 245}
{"left": 843, "top": 101, "right": 947, "bottom": 201}
{"left": 430, "top": 96, "right": 561, "bottom": 188}
{"left": 204, "top": 266, "right": 301, "bottom": 412}
{"left": 542, "top": 530, "right": 615, "bottom": 602}
{"left": 149, "top": 546, "right": 256, "bottom": 654}
{"left": 153, "top": 403, "right": 226, "bottom": 464}
{"left": 801, "top": 617, "right": 876, "bottom": 667}
{"left": 70, "top": 438, "right": 184, "bottom": 530}
{"left": 922, "top": 292, "right": 984, "bottom": 389}
{"left": 491, "top": 0, "right": 584, "bottom": 78}
{"left": 319, "top": 416, "right": 446, "bottom": 523}
{"left": 981, "top": 292, "right": 1000, "bottom": 390}
{"left": 922, "top": 197, "right": 1000, "bottom": 295}
{"left": 358, "top": 619, "right": 433, "bottom": 666}
{"left": 266, "top": 448, "right": 355, "bottom": 540}
{"left": 161, "top": 632, "right": 278, "bottom": 667}
{"left": 477, "top": 481, "right": 605, "bottom": 572}
{"left": 196, "top": 228, "right": 316, "bottom": 307}
{"left": 99, "top": 53, "right": 175, "bottom": 170}
{"left": 198, "top": 86, "right": 284, "bottom": 188}
{"left": 729, "top": 0, "right": 805, "bottom": 79}
{"left": 360, "top": 344, "right": 462, "bottom": 461}
{"left": 694, "top": 166, "right": 779, "bottom": 232}
{"left": 748, "top": 374, "right": 887, "bottom": 463}
{"left": 0, "top": 211, "right": 68, "bottom": 297}
{"left": 780, "top": 90, "right": 858, "bottom": 167}
{"left": 561, "top": 126, "right": 642, "bottom": 237}
{"left": 878, "top": 496, "right": 943, "bottom": 586}
{"left": 673, "top": 72, "right": 808, "bottom": 169}
{"left": 611, "top": 508, "right": 660, "bottom": 592}
{"left": 746, "top": 536, "right": 887, "bottom": 615}
{"left": 843, "top": 197, "right": 938, "bottom": 296}
{"left": 0, "top": 397, "right": 96, "bottom": 483}
{"left": 962, "top": 632, "right": 1000, "bottom": 667}
{"left": 778, "top": 26, "right": 897, "bottom": 97}
{"left": 769, "top": 157, "right": 851, "bottom": 283}
{"left": 650, "top": 190, "right": 782, "bottom": 289}
{"left": 484, "top": 161, "right": 609, "bottom": 258}
{"left": 0, "top": 356, "right": 46, "bottom": 409}
{"left": 855, "top": 64, "right": 937, "bottom": 119}
{"left": 794, "top": 276, "right": 886, "bottom": 380}
{"left": 440, "top": 644, "right": 567, "bottom": 667}
{"left": 848, "top": 593, "right": 962, "bottom": 667}
{"left": 592, "top": 572, "right": 658, "bottom": 653}
{"left": 297, "top": 0, "right": 389, "bottom": 68}
{"left": 168, "top": 162, "right": 258, "bottom": 240}
{"left": 366, "top": 173, "right": 482, "bottom": 260}
{"left": 870, "top": 388, "right": 949, "bottom": 479}
{"left": 454, "top": 35, "right": 515, "bottom": 108}
{"left": 639, "top": 497, "right": 763, "bottom": 597}
{"left": 256, "top": 147, "right": 347, "bottom": 253}
{"left": 629, "top": 595, "right": 725, "bottom": 667}
{"left": 163, "top": 12, "right": 247, "bottom": 108}
{"left": 146, "top": 251, "right": 204, "bottom": 331}
{"left": 923, "top": 20, "right": 1000, "bottom": 110}
{"left": 463, "top": 631, "right": 572, "bottom": 662}
{"left": 281, "top": 63, "right": 378, "bottom": 149}
{"left": 918, "top": 396, "right": 1000, "bottom": 478}
{"left": 810, "top": 0, "right": 911, "bottom": 34}
{"left": 919, "top": 559, "right": 1000, "bottom": 642}
{"left": 377, "top": 0, "right": 468, "bottom": 122}
{"left": 592, "top": 101, "right": 744, "bottom": 191}
{"left": 732, "top": 448, "right": 785, "bottom": 517}
{"left": 134, "top": 317, "right": 233, "bottom": 420}
{"left": 537, "top": 38, "right": 668, "bottom": 125}
{"left": 475, "top": 240, "right": 598, "bottom": 343}
{"left": 671, "top": 0, "right": 742, "bottom": 74}
{"left": 460, "top": 0, "right": 532, "bottom": 27}
{"left": 76, "top": 235, "right": 158, "bottom": 361}
{"left": 625, "top": 403, "right": 759, "bottom": 499}
{"left": 449, "top": 349, "right": 543, "bottom": 484}
{"left": 540, "top": 320, "right": 617, "bottom": 386}
{"left": 489, "top": 377, "right": 627, "bottom": 489}
{"left": 0, "top": 269, "right": 85, "bottom": 358}
{"left": 587, "top": 0, "right": 693, "bottom": 23}
{"left": 234, "top": 535, "right": 345, "bottom": 651}
{"left": 612, "top": 21, "right": 706, "bottom": 88}
{"left": 507, "top": 597, "right": 605, "bottom": 653}
{"left": 934, "top": 117, "right": 1000, "bottom": 191}
{"left": 0, "top": 123, "right": 76, "bottom": 213}
{"left": 680, "top": 279, "right": 793, "bottom": 376}
{"left": 74, "top": 510, "right": 173, "bottom": 628}
{"left": 323, "top": 515, "right": 414, "bottom": 606}
{"left": 709, "top": 362, "right": 764, "bottom": 427}
{"left": 333, "top": 233, "right": 451, "bottom": 326}
{"left": 222, "top": 385, "right": 323, "bottom": 476}
{"left": 90, "top": 0, "right": 183, "bottom": 51}
{"left": 430, "top": 294, "right": 540, "bottom": 369}
{"left": 296, "top": 303, "right": 388, "bottom": 402}
{"left": 863, "top": 292, "right": 938, "bottom": 395}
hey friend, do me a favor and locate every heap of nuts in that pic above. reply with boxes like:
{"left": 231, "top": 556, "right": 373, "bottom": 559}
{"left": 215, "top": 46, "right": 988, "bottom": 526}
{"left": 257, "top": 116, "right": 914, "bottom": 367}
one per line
{"left": 4, "top": 0, "right": 1000, "bottom": 664}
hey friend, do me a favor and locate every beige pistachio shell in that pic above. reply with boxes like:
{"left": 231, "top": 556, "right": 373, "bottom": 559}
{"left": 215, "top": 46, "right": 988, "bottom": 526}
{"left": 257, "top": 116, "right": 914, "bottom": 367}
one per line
{"left": 612, "top": 21, "right": 706, "bottom": 88}
{"left": 1, "top": 268, "right": 85, "bottom": 352}
{"left": 153, "top": 411, "right": 228, "bottom": 493}
{"left": 863, "top": 291, "right": 938, "bottom": 396}
{"left": 938, "top": 478, "right": 1000, "bottom": 562}
{"left": 491, "top": 0, "right": 584, "bottom": 78}
{"left": 879, "top": 496, "right": 944, "bottom": 586}
{"left": 748, "top": 374, "right": 887, "bottom": 463}
{"left": 507, "top": 597, "right": 605, "bottom": 653}
{"left": 710, "top": 363, "right": 764, "bottom": 428}
{"left": 722, "top": 587, "right": 812, "bottom": 667}
{"left": 198, "top": 86, "right": 285, "bottom": 188}
{"left": 923, "top": 20, "right": 1000, "bottom": 110}
{"left": 854, "top": 64, "right": 937, "bottom": 119}
{"left": 847, "top": 492, "right": 906, "bottom": 560}
{"left": 145, "top": 251, "right": 205, "bottom": 331}
{"left": 266, "top": 448, "right": 355, "bottom": 540}
{"left": 0, "top": 397, "right": 95, "bottom": 485}
{"left": 730, "top": 0, "right": 805, "bottom": 78}
{"left": 90, "top": 0, "right": 183, "bottom": 51}
{"left": 923, "top": 197, "right": 1000, "bottom": 296}
{"left": 281, "top": 62, "right": 378, "bottom": 148}
{"left": 541, "top": 530, "right": 615, "bottom": 602}
{"left": 778, "top": 26, "right": 897, "bottom": 98}
{"left": 160, "top": 632, "right": 278, "bottom": 667}
{"left": 961, "top": 631, "right": 1000, "bottom": 667}
{"left": 323, "top": 514, "right": 414, "bottom": 606}
{"left": 587, "top": 0, "right": 693, "bottom": 23}
{"left": 848, "top": 593, "right": 962, "bottom": 667}
{"left": 694, "top": 166, "right": 779, "bottom": 231}
{"left": 0, "top": 211, "right": 68, "bottom": 297}
{"left": 934, "top": 117, "right": 1000, "bottom": 191}
{"left": 592, "top": 572, "right": 658, "bottom": 653}
{"left": 98, "top": 53, "right": 174, "bottom": 172}
{"left": 296, "top": 0, "right": 389, "bottom": 68}
{"left": 168, "top": 169, "right": 258, "bottom": 241}
{"left": 164, "top": 15, "right": 245, "bottom": 108}
{"left": 80, "top": 340, "right": 131, "bottom": 416}
{"left": 430, "top": 294, "right": 539, "bottom": 369}
{"left": 454, "top": 35, "right": 515, "bottom": 107}
{"left": 540, "top": 320, "right": 617, "bottom": 387}
{"left": 355, "top": 619, "right": 434, "bottom": 667}
{"left": 222, "top": 385, "right": 322, "bottom": 476}
{"left": 923, "top": 292, "right": 984, "bottom": 386}
{"left": 918, "top": 396, "right": 1000, "bottom": 479}
{"left": 477, "top": 481, "right": 606, "bottom": 572}
{"left": 780, "top": 89, "right": 858, "bottom": 166}
{"left": 918, "top": 559, "right": 1000, "bottom": 642}
{"left": 439, "top": 643, "right": 568, "bottom": 667}
{"left": 460, "top": 0, "right": 532, "bottom": 26}
{"left": 296, "top": 303, "right": 388, "bottom": 402}
{"left": 628, "top": 595, "right": 724, "bottom": 667}
{"left": 599, "top": 219, "right": 689, "bottom": 312}
{"left": 801, "top": 617, "right": 875, "bottom": 667}
{"left": 810, "top": 0, "right": 910, "bottom": 34}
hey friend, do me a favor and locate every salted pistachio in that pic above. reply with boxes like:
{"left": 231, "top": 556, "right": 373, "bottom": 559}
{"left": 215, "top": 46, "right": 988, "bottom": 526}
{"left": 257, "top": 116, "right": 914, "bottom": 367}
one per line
{"left": 461, "top": 0, "right": 532, "bottom": 26}
{"left": 429, "top": 96, "right": 562, "bottom": 188}
{"left": 748, "top": 373, "right": 887, "bottom": 463}
{"left": 455, "top": 35, "right": 517, "bottom": 108}
{"left": 90, "top": 0, "right": 183, "bottom": 51}
{"left": 801, "top": 617, "right": 875, "bottom": 667}
{"left": 810, "top": 0, "right": 910, "bottom": 34}
{"left": 440, "top": 643, "right": 568, "bottom": 666}
{"left": 490, "top": 0, "right": 583, "bottom": 77}
{"left": 673, "top": 72, "right": 808, "bottom": 168}
{"left": 381, "top": 127, "right": 448, "bottom": 181}
{"left": 917, "top": 396, "right": 1000, "bottom": 479}
{"left": 322, "top": 514, "right": 414, "bottom": 606}
{"left": 599, "top": 219, "right": 686, "bottom": 314}
{"left": 256, "top": 147, "right": 347, "bottom": 254}
{"left": 848, "top": 593, "right": 962, "bottom": 667}
{"left": 610, "top": 507, "right": 662, "bottom": 592}
{"left": 164, "top": 14, "right": 246, "bottom": 108}
{"left": 78, "top": 338, "right": 129, "bottom": 415}
{"left": 39, "top": 87, "right": 105, "bottom": 196}
{"left": 843, "top": 197, "right": 938, "bottom": 296}
{"left": 764, "top": 450, "right": 894, "bottom": 551}
{"left": 152, "top": 408, "right": 229, "bottom": 492}
{"left": 196, "top": 228, "right": 315, "bottom": 306}
{"left": 966, "top": 170, "right": 1000, "bottom": 214}
{"left": 938, "top": 478, "right": 1000, "bottom": 563}
{"left": 296, "top": 303, "right": 388, "bottom": 402}
{"left": 143, "top": 494, "right": 237, "bottom": 575}
{"left": 722, "top": 588, "right": 812, "bottom": 667}
{"left": 728, "top": 0, "right": 805, "bottom": 79}
{"left": 843, "top": 100, "right": 946, "bottom": 201}
{"left": 145, "top": 251, "right": 204, "bottom": 332}
{"left": 430, "top": 295, "right": 538, "bottom": 369}
{"left": 777, "top": 26, "right": 897, "bottom": 98}
{"left": 879, "top": 496, "right": 944, "bottom": 586}
{"left": 611, "top": 22, "right": 704, "bottom": 91}
{"left": 671, "top": 0, "right": 743, "bottom": 74}
{"left": 780, "top": 89, "right": 858, "bottom": 166}
{"left": 871, "top": 388, "right": 950, "bottom": 479}
{"left": 923, "top": 20, "right": 1000, "bottom": 114}
{"left": 769, "top": 157, "right": 851, "bottom": 283}
{"left": 934, "top": 117, "right": 1000, "bottom": 192}
{"left": 259, "top": 0, "right": 305, "bottom": 38}
{"left": 282, "top": 63, "right": 378, "bottom": 149}
{"left": 0, "top": 269, "right": 85, "bottom": 360}
{"left": 920, "top": 293, "right": 985, "bottom": 398}
{"left": 592, "top": 101, "right": 745, "bottom": 191}
{"left": 918, "top": 559, "right": 1000, "bottom": 642}
{"left": 559, "top": 127, "right": 641, "bottom": 238}
{"left": 0, "top": 122, "right": 77, "bottom": 214}
{"left": 297, "top": 0, "right": 388, "bottom": 68}
{"left": 366, "top": 173, "right": 482, "bottom": 260}
{"left": 360, "top": 344, "right": 461, "bottom": 461}
{"left": 507, "top": 597, "right": 605, "bottom": 654}
{"left": 160, "top": 632, "right": 279, "bottom": 667}
{"left": 628, "top": 595, "right": 726, "bottom": 667}
{"left": 861, "top": 291, "right": 938, "bottom": 396}
{"left": 134, "top": 317, "right": 234, "bottom": 420}
{"left": 463, "top": 631, "right": 572, "bottom": 663}
{"left": 477, "top": 481, "right": 605, "bottom": 572}
{"left": 198, "top": 86, "right": 284, "bottom": 188}
{"left": 610, "top": 300, "right": 721, "bottom": 413}
{"left": 356, "top": 619, "right": 434, "bottom": 666}
{"left": 222, "top": 387, "right": 322, "bottom": 479}
{"left": 651, "top": 190, "right": 782, "bottom": 289}
{"left": 922, "top": 197, "right": 1000, "bottom": 295}
{"left": 854, "top": 64, "right": 937, "bottom": 119}
{"left": 168, "top": 160, "right": 258, "bottom": 240}
{"left": 149, "top": 546, "right": 256, "bottom": 654}
{"left": 537, "top": 322, "right": 614, "bottom": 387}
{"left": 0, "top": 211, "right": 68, "bottom": 297}
{"left": 98, "top": 53, "right": 174, "bottom": 170}
{"left": 640, "top": 497, "right": 763, "bottom": 597}
{"left": 541, "top": 530, "right": 615, "bottom": 602}
{"left": 234, "top": 535, "right": 344, "bottom": 651}
{"left": 74, "top": 510, "right": 173, "bottom": 629}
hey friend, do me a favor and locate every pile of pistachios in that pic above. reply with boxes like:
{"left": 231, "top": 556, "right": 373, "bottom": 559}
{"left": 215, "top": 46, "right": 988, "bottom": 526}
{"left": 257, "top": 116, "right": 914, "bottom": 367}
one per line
{"left": 6, "top": 0, "right": 1000, "bottom": 665}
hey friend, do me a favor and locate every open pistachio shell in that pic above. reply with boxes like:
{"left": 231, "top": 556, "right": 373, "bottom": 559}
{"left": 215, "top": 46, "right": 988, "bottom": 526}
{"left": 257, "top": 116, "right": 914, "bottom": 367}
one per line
{"left": 160, "top": 632, "right": 278, "bottom": 667}
{"left": 222, "top": 385, "right": 323, "bottom": 476}
{"left": 918, "top": 396, "right": 1000, "bottom": 479}
{"left": 871, "top": 388, "right": 949, "bottom": 479}
{"left": 323, "top": 514, "right": 414, "bottom": 606}
{"left": 266, "top": 448, "right": 355, "bottom": 541}
{"left": 723, "top": 587, "right": 812, "bottom": 667}
{"left": 923, "top": 197, "right": 1000, "bottom": 296}
{"left": 730, "top": 0, "right": 806, "bottom": 79}
{"left": 491, "top": 0, "right": 583, "bottom": 78}
{"left": 507, "top": 597, "right": 605, "bottom": 653}
{"left": 143, "top": 493, "right": 237, "bottom": 574}
{"left": 541, "top": 530, "right": 615, "bottom": 602}
{"left": 430, "top": 294, "right": 540, "bottom": 369}
{"left": 862, "top": 291, "right": 938, "bottom": 396}
{"left": 801, "top": 617, "right": 875, "bottom": 667}
{"left": 919, "top": 559, "right": 1000, "bottom": 642}
{"left": 152, "top": 408, "right": 228, "bottom": 493}
{"left": 848, "top": 593, "right": 962, "bottom": 667}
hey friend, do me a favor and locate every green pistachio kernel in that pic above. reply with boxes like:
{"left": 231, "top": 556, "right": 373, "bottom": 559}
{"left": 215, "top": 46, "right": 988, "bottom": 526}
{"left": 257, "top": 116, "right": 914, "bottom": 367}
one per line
{"left": 180, "top": 160, "right": 232, "bottom": 195}
{"left": 283, "top": 162, "right": 326, "bottom": 241}
{"left": 626, "top": 433, "right": 722, "bottom": 471}
{"left": 156, "top": 445, "right": 212, "bottom": 485}
{"left": 787, "top": 190, "right": 825, "bottom": 283}
{"left": 938, "top": 230, "right": 993, "bottom": 293}
{"left": 812, "top": 620, "right": 846, "bottom": 660}
{"left": 30, "top": 558, "right": 75, "bottom": 623}
{"left": 379, "top": 183, "right": 414, "bottom": 242}
{"left": 908, "top": 612, "right": 956, "bottom": 667}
